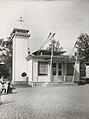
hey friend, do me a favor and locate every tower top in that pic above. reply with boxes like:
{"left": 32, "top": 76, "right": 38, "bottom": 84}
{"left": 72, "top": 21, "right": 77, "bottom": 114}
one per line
{"left": 12, "top": 28, "right": 29, "bottom": 34}
{"left": 10, "top": 28, "right": 31, "bottom": 38}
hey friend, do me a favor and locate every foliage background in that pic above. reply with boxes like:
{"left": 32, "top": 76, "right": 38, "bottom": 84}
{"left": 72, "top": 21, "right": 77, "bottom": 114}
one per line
{"left": 0, "top": 37, "right": 12, "bottom": 80}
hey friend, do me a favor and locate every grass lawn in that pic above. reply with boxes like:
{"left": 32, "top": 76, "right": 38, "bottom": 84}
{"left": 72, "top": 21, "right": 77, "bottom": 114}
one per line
{"left": 0, "top": 84, "right": 89, "bottom": 119}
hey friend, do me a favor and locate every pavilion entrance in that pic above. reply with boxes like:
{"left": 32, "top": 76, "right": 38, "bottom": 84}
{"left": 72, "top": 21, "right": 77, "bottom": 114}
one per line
{"left": 50, "top": 61, "right": 75, "bottom": 82}
{"left": 51, "top": 61, "right": 63, "bottom": 82}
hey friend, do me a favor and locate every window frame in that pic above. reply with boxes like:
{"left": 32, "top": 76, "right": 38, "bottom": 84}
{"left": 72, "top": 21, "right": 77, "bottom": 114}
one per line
{"left": 58, "top": 63, "right": 62, "bottom": 76}
{"left": 52, "top": 62, "right": 57, "bottom": 76}
{"left": 67, "top": 63, "right": 74, "bottom": 75}
{"left": 38, "top": 61, "right": 48, "bottom": 76}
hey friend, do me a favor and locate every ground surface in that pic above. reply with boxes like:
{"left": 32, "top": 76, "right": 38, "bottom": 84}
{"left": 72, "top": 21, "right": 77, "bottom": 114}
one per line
{"left": 0, "top": 84, "right": 89, "bottom": 119}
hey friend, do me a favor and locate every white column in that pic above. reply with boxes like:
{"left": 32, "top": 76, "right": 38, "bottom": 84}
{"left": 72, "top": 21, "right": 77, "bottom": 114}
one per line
{"left": 64, "top": 62, "right": 67, "bottom": 82}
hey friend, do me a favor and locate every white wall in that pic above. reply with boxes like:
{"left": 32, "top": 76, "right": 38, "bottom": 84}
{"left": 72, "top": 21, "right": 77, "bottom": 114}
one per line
{"left": 38, "top": 76, "right": 48, "bottom": 82}
{"left": 33, "top": 60, "right": 38, "bottom": 82}
{"left": 74, "top": 61, "right": 80, "bottom": 82}
{"left": 13, "top": 35, "right": 29, "bottom": 82}
{"left": 28, "top": 59, "right": 32, "bottom": 82}
{"left": 32, "top": 60, "right": 49, "bottom": 82}
{"left": 28, "top": 59, "right": 49, "bottom": 82}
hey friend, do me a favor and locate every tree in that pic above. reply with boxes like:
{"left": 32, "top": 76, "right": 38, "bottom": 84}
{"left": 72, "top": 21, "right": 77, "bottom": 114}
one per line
{"left": 46, "top": 40, "right": 63, "bottom": 52}
{"left": 0, "top": 37, "right": 12, "bottom": 80}
{"left": 75, "top": 33, "right": 89, "bottom": 62}
{"left": 75, "top": 33, "right": 89, "bottom": 78}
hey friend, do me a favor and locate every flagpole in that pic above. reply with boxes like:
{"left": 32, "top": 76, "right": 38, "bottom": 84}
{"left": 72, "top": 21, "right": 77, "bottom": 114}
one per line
{"left": 50, "top": 39, "right": 54, "bottom": 82}
{"left": 50, "top": 33, "right": 56, "bottom": 82}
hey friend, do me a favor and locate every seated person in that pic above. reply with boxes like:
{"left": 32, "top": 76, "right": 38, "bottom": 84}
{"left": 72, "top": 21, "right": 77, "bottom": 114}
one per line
{"left": 0, "top": 76, "right": 10, "bottom": 94}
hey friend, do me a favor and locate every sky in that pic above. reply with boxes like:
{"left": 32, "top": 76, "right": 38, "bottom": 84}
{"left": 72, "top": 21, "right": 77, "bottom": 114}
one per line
{"left": 0, "top": 0, "right": 89, "bottom": 55}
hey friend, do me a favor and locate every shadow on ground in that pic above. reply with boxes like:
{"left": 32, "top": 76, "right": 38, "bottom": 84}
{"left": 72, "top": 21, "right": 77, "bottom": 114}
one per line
{"left": 1, "top": 91, "right": 17, "bottom": 95}
{"left": 0, "top": 100, "right": 14, "bottom": 106}
{"left": 78, "top": 82, "right": 88, "bottom": 86}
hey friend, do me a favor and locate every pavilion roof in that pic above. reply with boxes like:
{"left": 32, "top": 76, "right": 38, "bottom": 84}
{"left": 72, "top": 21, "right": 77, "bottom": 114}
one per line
{"left": 26, "top": 53, "right": 76, "bottom": 62}
{"left": 32, "top": 49, "right": 66, "bottom": 56}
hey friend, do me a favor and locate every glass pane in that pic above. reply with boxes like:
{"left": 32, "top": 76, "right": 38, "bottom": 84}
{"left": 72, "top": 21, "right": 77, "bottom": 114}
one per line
{"left": 38, "top": 62, "right": 48, "bottom": 75}
{"left": 58, "top": 63, "right": 62, "bottom": 75}
{"left": 58, "top": 71, "right": 62, "bottom": 75}
{"left": 67, "top": 63, "right": 74, "bottom": 75}
{"left": 58, "top": 63, "right": 62, "bottom": 68}
{"left": 52, "top": 71, "right": 56, "bottom": 75}
{"left": 52, "top": 63, "right": 56, "bottom": 68}
{"left": 52, "top": 63, "right": 56, "bottom": 75}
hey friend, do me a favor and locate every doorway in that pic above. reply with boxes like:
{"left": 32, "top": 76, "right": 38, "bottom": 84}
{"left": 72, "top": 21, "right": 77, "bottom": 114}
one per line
{"left": 52, "top": 62, "right": 62, "bottom": 82}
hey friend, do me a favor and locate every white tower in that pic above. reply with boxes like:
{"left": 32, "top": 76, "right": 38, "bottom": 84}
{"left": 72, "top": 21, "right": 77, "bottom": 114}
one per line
{"left": 11, "top": 28, "right": 30, "bottom": 83}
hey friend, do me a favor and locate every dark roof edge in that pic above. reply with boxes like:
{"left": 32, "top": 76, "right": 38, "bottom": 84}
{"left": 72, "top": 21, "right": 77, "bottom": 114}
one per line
{"left": 26, "top": 54, "right": 78, "bottom": 62}
{"left": 12, "top": 28, "right": 29, "bottom": 33}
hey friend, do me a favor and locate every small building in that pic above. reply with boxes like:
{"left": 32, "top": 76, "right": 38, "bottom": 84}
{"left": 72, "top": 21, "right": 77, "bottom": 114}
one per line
{"left": 82, "top": 62, "right": 89, "bottom": 83}
{"left": 85, "top": 62, "right": 89, "bottom": 78}
{"left": 26, "top": 49, "right": 80, "bottom": 86}
{"left": 11, "top": 27, "right": 80, "bottom": 86}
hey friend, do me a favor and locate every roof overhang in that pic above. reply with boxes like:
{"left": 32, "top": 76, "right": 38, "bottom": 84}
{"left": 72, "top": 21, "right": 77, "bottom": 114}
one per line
{"left": 10, "top": 28, "right": 31, "bottom": 38}
{"left": 26, "top": 54, "right": 76, "bottom": 62}
{"left": 11, "top": 28, "right": 29, "bottom": 34}
{"left": 32, "top": 49, "right": 66, "bottom": 56}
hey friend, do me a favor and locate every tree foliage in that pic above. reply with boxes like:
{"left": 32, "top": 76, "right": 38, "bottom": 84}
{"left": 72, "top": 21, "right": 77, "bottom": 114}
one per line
{"left": 0, "top": 37, "right": 12, "bottom": 80}
{"left": 46, "top": 40, "right": 63, "bottom": 52}
{"left": 75, "top": 33, "right": 89, "bottom": 62}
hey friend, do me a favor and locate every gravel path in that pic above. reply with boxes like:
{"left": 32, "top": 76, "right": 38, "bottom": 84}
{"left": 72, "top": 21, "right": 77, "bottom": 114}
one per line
{"left": 0, "top": 84, "right": 89, "bottom": 119}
